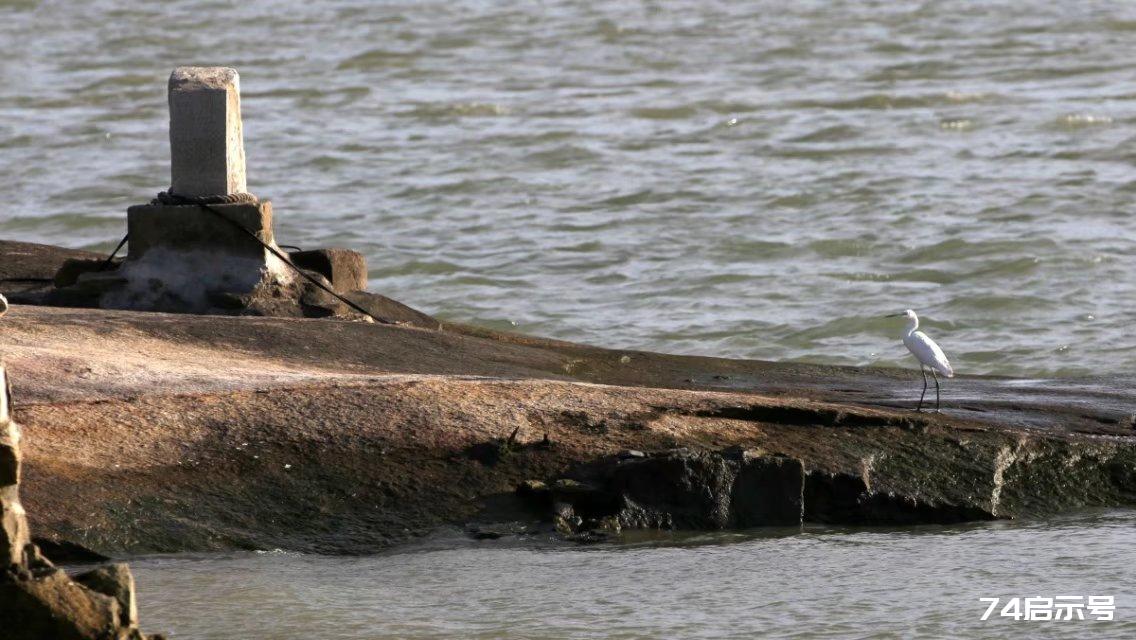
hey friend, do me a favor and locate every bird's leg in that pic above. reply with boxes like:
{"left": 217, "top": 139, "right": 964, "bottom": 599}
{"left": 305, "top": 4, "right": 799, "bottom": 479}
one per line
{"left": 917, "top": 366, "right": 928, "bottom": 413}
{"left": 932, "top": 370, "right": 941, "bottom": 413}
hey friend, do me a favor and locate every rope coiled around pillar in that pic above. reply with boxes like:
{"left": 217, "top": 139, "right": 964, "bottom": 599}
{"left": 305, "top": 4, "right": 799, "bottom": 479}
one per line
{"left": 152, "top": 191, "right": 260, "bottom": 206}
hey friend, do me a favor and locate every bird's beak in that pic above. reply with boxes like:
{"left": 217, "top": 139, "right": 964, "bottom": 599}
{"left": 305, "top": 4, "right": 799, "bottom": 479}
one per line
{"left": 884, "top": 313, "right": 904, "bottom": 318}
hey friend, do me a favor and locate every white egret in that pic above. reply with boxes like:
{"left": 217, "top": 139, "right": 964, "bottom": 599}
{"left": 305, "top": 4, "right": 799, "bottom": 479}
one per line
{"left": 886, "top": 309, "right": 953, "bottom": 412}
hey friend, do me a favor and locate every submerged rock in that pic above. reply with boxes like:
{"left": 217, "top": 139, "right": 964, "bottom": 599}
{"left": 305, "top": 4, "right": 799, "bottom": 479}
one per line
{"left": 520, "top": 447, "right": 1007, "bottom": 540}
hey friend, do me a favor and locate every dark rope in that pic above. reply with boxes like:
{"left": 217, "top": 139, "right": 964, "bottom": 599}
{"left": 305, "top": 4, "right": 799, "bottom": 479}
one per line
{"left": 154, "top": 191, "right": 398, "bottom": 325}
{"left": 153, "top": 191, "right": 260, "bottom": 206}
{"left": 100, "top": 234, "right": 130, "bottom": 271}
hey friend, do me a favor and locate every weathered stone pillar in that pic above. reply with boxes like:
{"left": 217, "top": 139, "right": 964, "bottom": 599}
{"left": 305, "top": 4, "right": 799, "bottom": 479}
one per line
{"left": 108, "top": 66, "right": 292, "bottom": 313}
{"left": 168, "top": 67, "right": 247, "bottom": 197}
{"left": 47, "top": 66, "right": 371, "bottom": 318}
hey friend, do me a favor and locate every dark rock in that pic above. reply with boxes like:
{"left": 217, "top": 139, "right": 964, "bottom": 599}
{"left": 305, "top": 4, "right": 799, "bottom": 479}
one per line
{"left": 530, "top": 446, "right": 1007, "bottom": 536}
{"left": 802, "top": 471, "right": 870, "bottom": 524}
{"left": 206, "top": 290, "right": 252, "bottom": 310}
{"left": 551, "top": 479, "right": 619, "bottom": 517}
{"left": 465, "top": 525, "right": 504, "bottom": 540}
{"left": 465, "top": 440, "right": 508, "bottom": 466}
{"left": 803, "top": 470, "right": 994, "bottom": 525}
{"left": 288, "top": 248, "right": 368, "bottom": 294}
{"left": 608, "top": 450, "right": 736, "bottom": 529}
{"left": 730, "top": 455, "right": 804, "bottom": 527}
{"left": 516, "top": 479, "right": 549, "bottom": 495}
{"left": 53, "top": 258, "right": 120, "bottom": 289}
{"left": 30, "top": 537, "right": 110, "bottom": 565}
{"left": 552, "top": 501, "right": 579, "bottom": 536}
{"left": 566, "top": 529, "right": 616, "bottom": 544}
{"left": 466, "top": 522, "right": 537, "bottom": 540}
{"left": 341, "top": 290, "right": 442, "bottom": 329}
{"left": 515, "top": 480, "right": 551, "bottom": 508}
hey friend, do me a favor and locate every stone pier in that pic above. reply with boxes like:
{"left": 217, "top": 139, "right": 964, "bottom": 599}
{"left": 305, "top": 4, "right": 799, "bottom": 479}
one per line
{"left": 43, "top": 66, "right": 370, "bottom": 318}
{"left": 112, "top": 66, "right": 292, "bottom": 313}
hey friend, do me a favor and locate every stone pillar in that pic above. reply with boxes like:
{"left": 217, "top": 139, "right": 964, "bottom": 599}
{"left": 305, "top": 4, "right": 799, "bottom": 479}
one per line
{"left": 108, "top": 66, "right": 291, "bottom": 313}
{"left": 0, "top": 365, "right": 30, "bottom": 569}
{"left": 168, "top": 67, "right": 247, "bottom": 196}
{"left": 48, "top": 65, "right": 372, "bottom": 318}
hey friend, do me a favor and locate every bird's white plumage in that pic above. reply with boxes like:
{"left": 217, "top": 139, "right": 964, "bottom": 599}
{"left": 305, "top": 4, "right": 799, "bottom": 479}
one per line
{"left": 898, "top": 309, "right": 953, "bottom": 377}
{"left": 904, "top": 330, "right": 953, "bottom": 377}
{"left": 0, "top": 293, "right": 7, "bottom": 318}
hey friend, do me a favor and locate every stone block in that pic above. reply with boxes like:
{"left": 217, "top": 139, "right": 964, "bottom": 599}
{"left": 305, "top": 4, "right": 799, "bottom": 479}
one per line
{"left": 75, "top": 563, "right": 138, "bottom": 628}
{"left": 289, "top": 248, "right": 368, "bottom": 293}
{"left": 126, "top": 201, "right": 275, "bottom": 262}
{"left": 0, "top": 568, "right": 121, "bottom": 640}
{"left": 168, "top": 66, "right": 247, "bottom": 196}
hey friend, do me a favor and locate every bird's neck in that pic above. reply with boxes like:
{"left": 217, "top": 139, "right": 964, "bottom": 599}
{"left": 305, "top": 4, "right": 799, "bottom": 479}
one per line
{"left": 905, "top": 317, "right": 919, "bottom": 336}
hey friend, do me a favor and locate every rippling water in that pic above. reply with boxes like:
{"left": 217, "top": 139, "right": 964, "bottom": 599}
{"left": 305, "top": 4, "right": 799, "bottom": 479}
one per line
{"left": 127, "top": 510, "right": 1136, "bottom": 639}
{"left": 4, "top": 1, "right": 1136, "bottom": 376}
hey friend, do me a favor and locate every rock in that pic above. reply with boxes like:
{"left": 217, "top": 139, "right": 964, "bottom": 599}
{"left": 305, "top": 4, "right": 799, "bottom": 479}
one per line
{"left": 0, "top": 567, "right": 121, "bottom": 640}
{"left": 515, "top": 479, "right": 550, "bottom": 506}
{"left": 803, "top": 470, "right": 994, "bottom": 525}
{"left": 53, "top": 258, "right": 118, "bottom": 288}
{"left": 730, "top": 455, "right": 804, "bottom": 527}
{"left": 550, "top": 479, "right": 618, "bottom": 517}
{"left": 552, "top": 501, "right": 579, "bottom": 536}
{"left": 0, "top": 240, "right": 103, "bottom": 299}
{"left": 466, "top": 522, "right": 536, "bottom": 540}
{"left": 530, "top": 449, "right": 793, "bottom": 536}
{"left": 75, "top": 563, "right": 138, "bottom": 628}
{"left": 616, "top": 449, "right": 645, "bottom": 460}
{"left": 465, "top": 439, "right": 508, "bottom": 466}
{"left": 289, "top": 249, "right": 368, "bottom": 294}
{"left": 608, "top": 450, "right": 736, "bottom": 529}
{"left": 0, "top": 363, "right": 161, "bottom": 639}
{"left": 1, "top": 368, "right": 30, "bottom": 567}
{"left": 530, "top": 447, "right": 1001, "bottom": 536}
{"left": 565, "top": 529, "right": 615, "bottom": 544}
